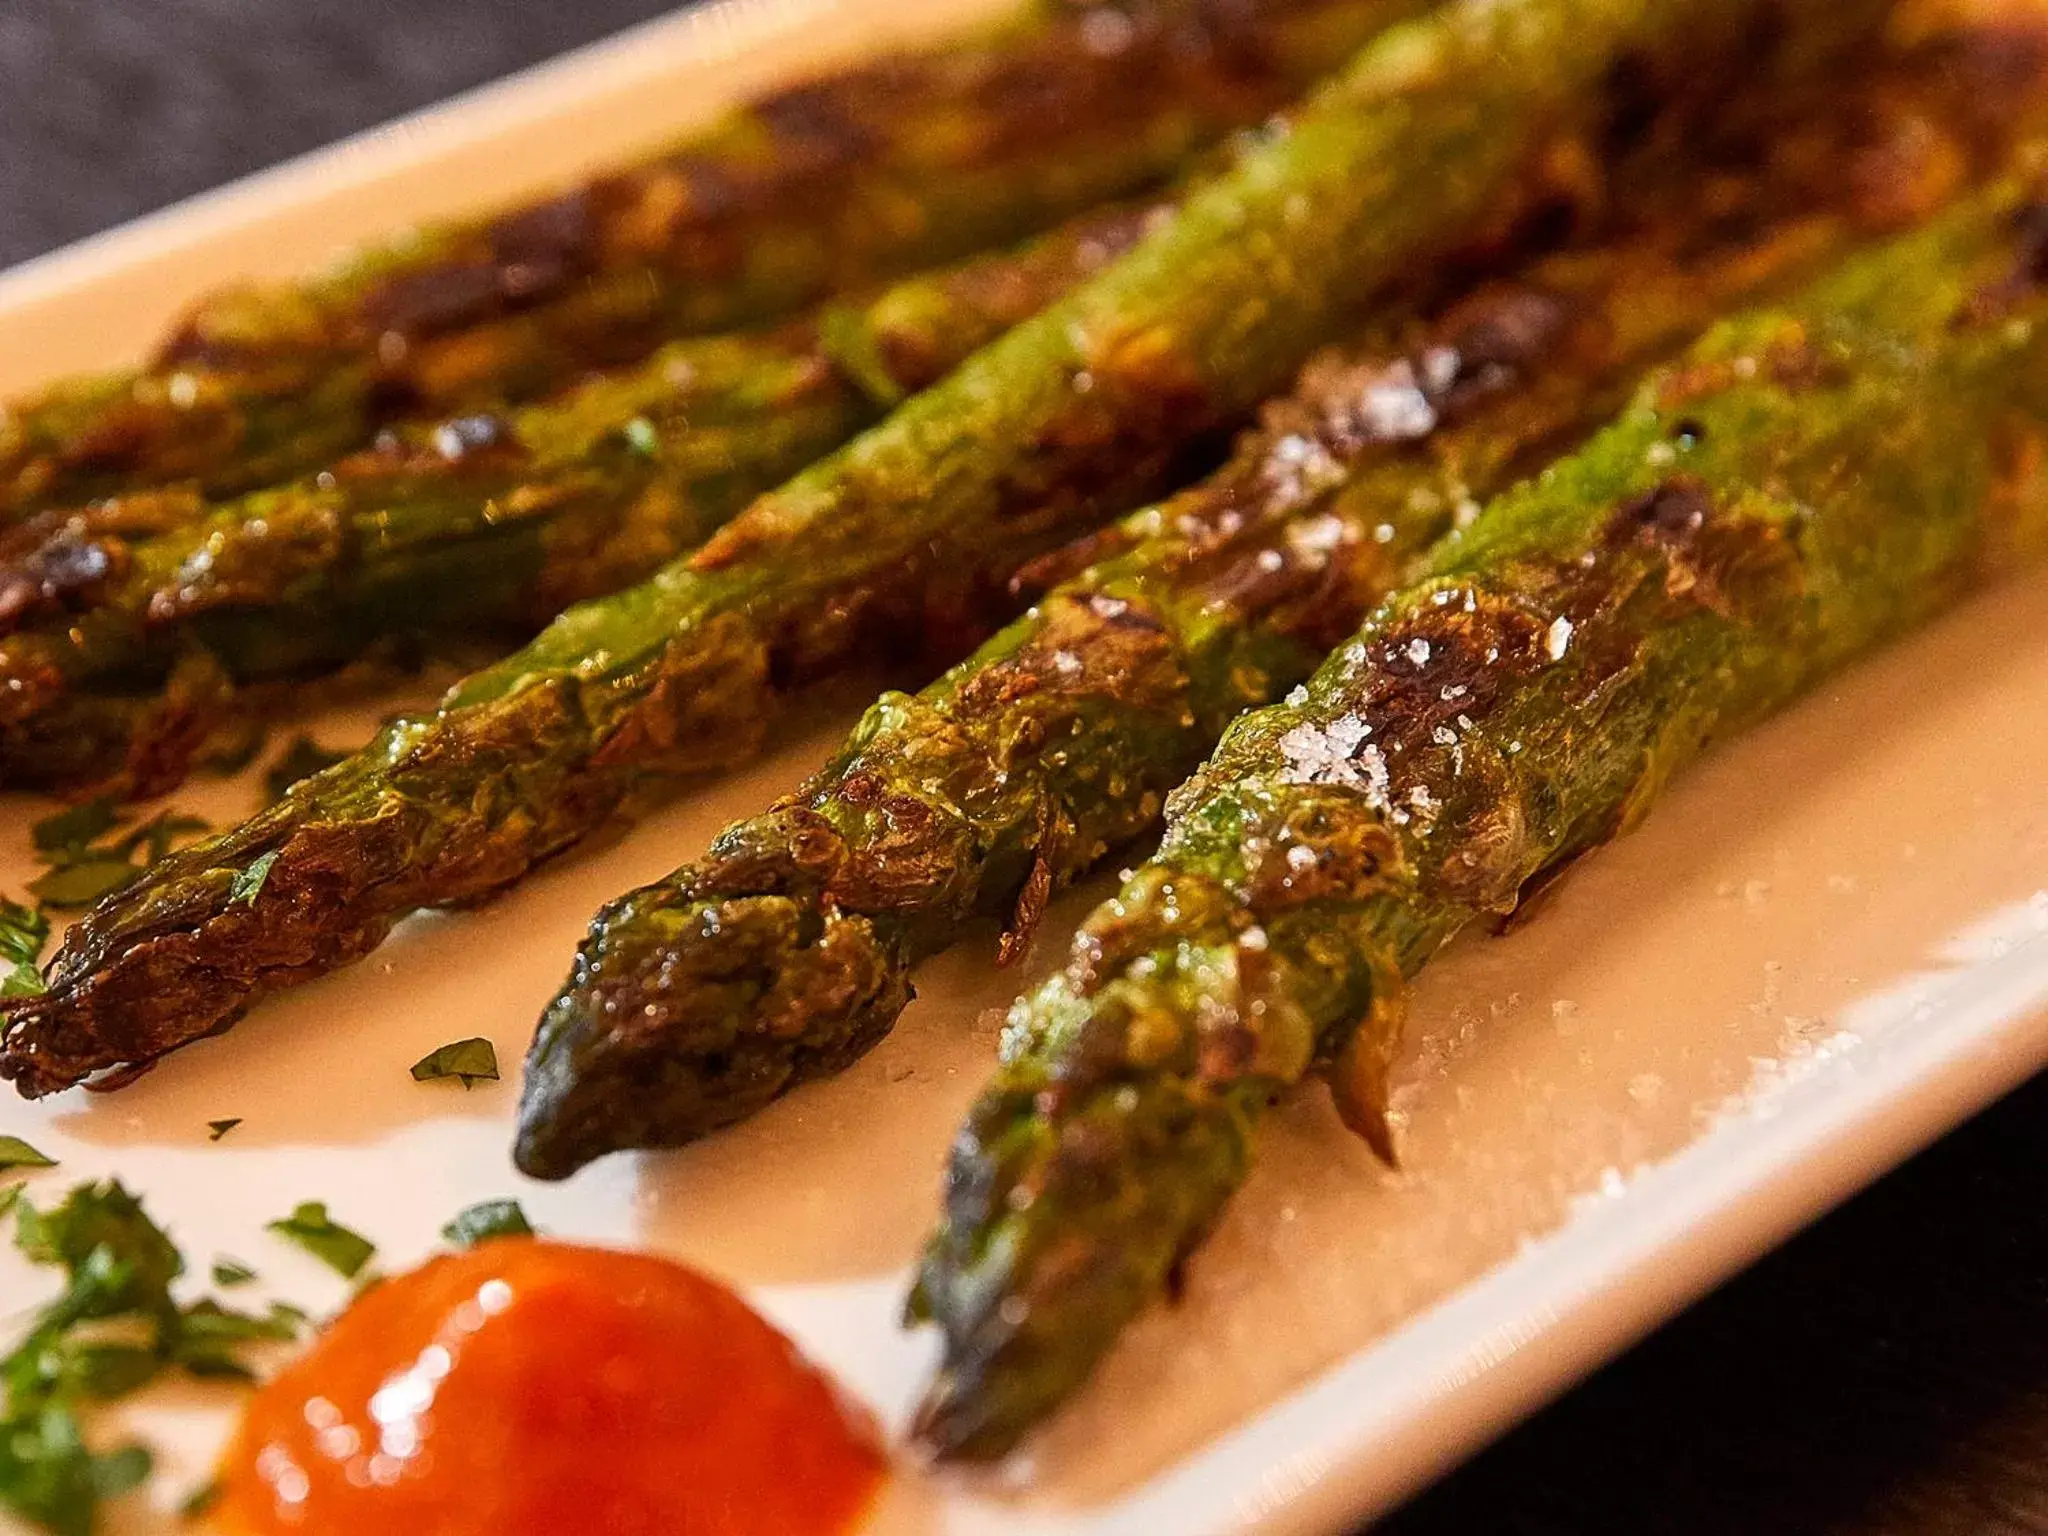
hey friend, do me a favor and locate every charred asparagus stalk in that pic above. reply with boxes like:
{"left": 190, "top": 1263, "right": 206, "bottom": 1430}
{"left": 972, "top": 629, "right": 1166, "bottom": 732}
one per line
{"left": 0, "top": 0, "right": 1429, "bottom": 521}
{"left": 510, "top": 26, "right": 2022, "bottom": 1177}
{"left": 907, "top": 181, "right": 2048, "bottom": 1459}
{"left": 0, "top": 0, "right": 1892, "bottom": 1098}
{"left": 0, "top": 202, "right": 1163, "bottom": 798}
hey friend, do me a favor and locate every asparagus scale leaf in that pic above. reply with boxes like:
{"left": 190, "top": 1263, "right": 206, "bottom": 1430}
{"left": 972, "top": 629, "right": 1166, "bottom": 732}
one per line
{"left": 509, "top": 17, "right": 2025, "bottom": 1177}
{"left": 0, "top": 0, "right": 1893, "bottom": 1098}
{"left": 0, "top": 201, "right": 1162, "bottom": 798}
{"left": 0, "top": 0, "right": 1427, "bottom": 521}
{"left": 907, "top": 182, "right": 2048, "bottom": 1458}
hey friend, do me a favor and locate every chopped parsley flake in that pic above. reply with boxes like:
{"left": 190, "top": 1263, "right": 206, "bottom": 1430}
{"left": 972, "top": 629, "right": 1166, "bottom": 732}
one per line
{"left": 265, "top": 1201, "right": 375, "bottom": 1279}
{"left": 227, "top": 851, "right": 279, "bottom": 907}
{"left": 210, "top": 1258, "right": 257, "bottom": 1288}
{"left": 441, "top": 1199, "right": 536, "bottom": 1248}
{"left": 29, "top": 801, "right": 120, "bottom": 857}
{"left": 28, "top": 859, "right": 139, "bottom": 910}
{"left": 0, "top": 898, "right": 49, "bottom": 999}
{"left": 0, "top": 1136, "right": 56, "bottom": 1172}
{"left": 26, "top": 802, "right": 211, "bottom": 910}
{"left": 410, "top": 1037, "right": 499, "bottom": 1088}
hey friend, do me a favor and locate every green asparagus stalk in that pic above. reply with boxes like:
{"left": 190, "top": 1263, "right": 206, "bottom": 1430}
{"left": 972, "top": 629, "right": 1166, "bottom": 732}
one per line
{"left": 509, "top": 49, "right": 2007, "bottom": 1179}
{"left": 0, "top": 0, "right": 1894, "bottom": 1099}
{"left": 906, "top": 180, "right": 2048, "bottom": 1458}
{"left": 0, "top": 202, "right": 1163, "bottom": 798}
{"left": 0, "top": 0, "right": 1429, "bottom": 521}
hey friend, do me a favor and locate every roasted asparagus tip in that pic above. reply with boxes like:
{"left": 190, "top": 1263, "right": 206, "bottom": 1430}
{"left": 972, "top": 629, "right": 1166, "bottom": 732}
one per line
{"left": 911, "top": 1366, "right": 1038, "bottom": 1464}
{"left": 513, "top": 866, "right": 909, "bottom": 1181}
{"left": 909, "top": 1070, "right": 1259, "bottom": 1459}
{"left": 0, "top": 1000, "right": 108, "bottom": 1099}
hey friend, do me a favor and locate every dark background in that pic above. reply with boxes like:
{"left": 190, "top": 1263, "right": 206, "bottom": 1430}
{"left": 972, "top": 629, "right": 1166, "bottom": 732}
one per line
{"left": 2, "top": 3, "right": 2043, "bottom": 1531}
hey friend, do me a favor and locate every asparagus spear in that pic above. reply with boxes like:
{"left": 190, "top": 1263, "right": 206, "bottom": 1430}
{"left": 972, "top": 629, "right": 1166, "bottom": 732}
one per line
{"left": 0, "top": 202, "right": 1164, "bottom": 798}
{"left": 0, "top": 0, "right": 1894, "bottom": 1099}
{"left": 906, "top": 181, "right": 2048, "bottom": 1458}
{"left": 509, "top": 28, "right": 2016, "bottom": 1178}
{"left": 0, "top": 0, "right": 1429, "bottom": 521}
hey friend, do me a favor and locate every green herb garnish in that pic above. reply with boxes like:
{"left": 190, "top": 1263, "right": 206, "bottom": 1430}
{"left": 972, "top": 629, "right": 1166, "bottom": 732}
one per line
{"left": 115, "top": 813, "right": 210, "bottom": 868}
{"left": 28, "top": 860, "right": 139, "bottom": 910}
{"left": 265, "top": 1302, "right": 311, "bottom": 1334}
{"left": 29, "top": 801, "right": 120, "bottom": 857}
{"left": 3, "top": 1181, "right": 306, "bottom": 1534}
{"left": 441, "top": 1199, "right": 535, "bottom": 1248}
{"left": 177, "top": 1477, "right": 222, "bottom": 1521}
{"left": 170, "top": 1299, "right": 302, "bottom": 1380}
{"left": 410, "top": 1037, "right": 499, "bottom": 1088}
{"left": 14, "top": 1180, "right": 183, "bottom": 1316}
{"left": 26, "top": 803, "right": 211, "bottom": 910}
{"left": 210, "top": 1258, "right": 256, "bottom": 1288}
{"left": 0, "top": 1136, "right": 56, "bottom": 1172}
{"left": 0, "top": 1406, "right": 153, "bottom": 1536}
{"left": 0, "top": 897, "right": 50, "bottom": 999}
{"left": 227, "top": 851, "right": 279, "bottom": 907}
{"left": 265, "top": 1201, "right": 375, "bottom": 1279}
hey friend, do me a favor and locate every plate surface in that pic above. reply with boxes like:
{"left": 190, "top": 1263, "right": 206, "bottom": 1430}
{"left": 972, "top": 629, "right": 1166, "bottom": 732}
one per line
{"left": 3, "top": 3, "right": 2047, "bottom": 1532}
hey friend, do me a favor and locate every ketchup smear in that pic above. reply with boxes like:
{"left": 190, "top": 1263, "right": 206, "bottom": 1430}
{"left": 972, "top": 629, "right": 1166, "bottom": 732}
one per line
{"left": 212, "top": 1240, "right": 884, "bottom": 1535}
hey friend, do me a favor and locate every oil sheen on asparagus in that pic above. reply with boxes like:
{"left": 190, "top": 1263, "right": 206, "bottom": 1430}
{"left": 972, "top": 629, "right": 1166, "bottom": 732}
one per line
{"left": 0, "top": 202, "right": 1164, "bottom": 798}
{"left": 0, "top": 0, "right": 1893, "bottom": 1098}
{"left": 906, "top": 181, "right": 2048, "bottom": 1458}
{"left": 0, "top": 0, "right": 1426, "bottom": 521}
{"left": 508, "top": 23, "right": 2030, "bottom": 1178}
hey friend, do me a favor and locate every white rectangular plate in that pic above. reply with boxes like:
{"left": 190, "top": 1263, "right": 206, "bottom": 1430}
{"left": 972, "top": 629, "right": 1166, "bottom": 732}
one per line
{"left": 3, "top": 4, "right": 2047, "bottom": 1532}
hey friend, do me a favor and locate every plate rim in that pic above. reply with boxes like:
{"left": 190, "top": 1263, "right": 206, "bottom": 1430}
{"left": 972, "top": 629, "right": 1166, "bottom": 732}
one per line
{"left": 2, "top": 5, "right": 2045, "bottom": 1533}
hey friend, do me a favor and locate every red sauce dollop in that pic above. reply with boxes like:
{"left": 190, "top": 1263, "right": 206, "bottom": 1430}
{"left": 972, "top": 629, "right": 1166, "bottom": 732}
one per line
{"left": 213, "top": 1240, "right": 884, "bottom": 1535}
